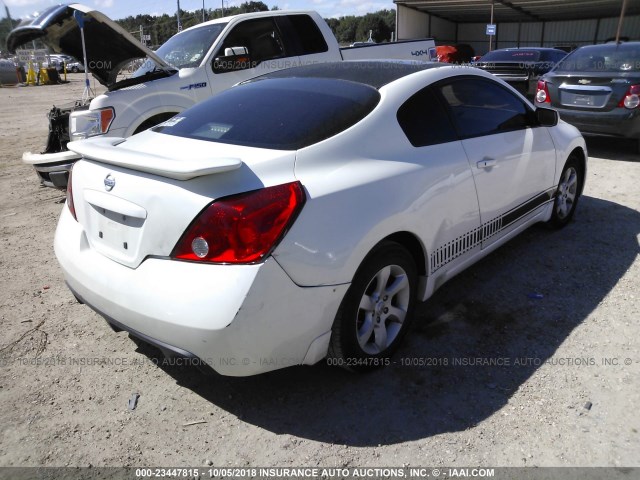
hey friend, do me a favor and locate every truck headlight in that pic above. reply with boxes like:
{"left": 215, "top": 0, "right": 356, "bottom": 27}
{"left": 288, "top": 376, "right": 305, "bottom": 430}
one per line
{"left": 70, "top": 107, "right": 115, "bottom": 140}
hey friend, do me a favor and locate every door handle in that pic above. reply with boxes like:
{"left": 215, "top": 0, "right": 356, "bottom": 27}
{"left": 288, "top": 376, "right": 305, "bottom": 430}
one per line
{"left": 477, "top": 158, "right": 497, "bottom": 169}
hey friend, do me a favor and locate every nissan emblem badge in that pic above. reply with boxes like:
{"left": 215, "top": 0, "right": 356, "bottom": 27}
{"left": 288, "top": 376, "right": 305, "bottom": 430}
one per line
{"left": 104, "top": 174, "right": 116, "bottom": 191}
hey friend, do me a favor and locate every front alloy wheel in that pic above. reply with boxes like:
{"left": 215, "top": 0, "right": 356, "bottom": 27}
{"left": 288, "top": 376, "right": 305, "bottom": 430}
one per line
{"left": 549, "top": 155, "right": 583, "bottom": 228}
{"left": 329, "top": 241, "right": 417, "bottom": 371}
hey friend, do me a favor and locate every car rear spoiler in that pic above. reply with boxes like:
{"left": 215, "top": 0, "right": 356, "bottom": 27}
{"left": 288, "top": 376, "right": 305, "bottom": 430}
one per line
{"left": 68, "top": 138, "right": 242, "bottom": 181}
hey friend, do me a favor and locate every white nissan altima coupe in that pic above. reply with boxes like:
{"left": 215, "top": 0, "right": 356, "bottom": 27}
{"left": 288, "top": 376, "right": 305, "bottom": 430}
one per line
{"left": 55, "top": 61, "right": 587, "bottom": 376}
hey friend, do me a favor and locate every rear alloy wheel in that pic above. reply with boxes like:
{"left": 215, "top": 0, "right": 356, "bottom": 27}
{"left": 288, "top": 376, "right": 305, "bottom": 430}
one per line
{"left": 328, "top": 242, "right": 417, "bottom": 371}
{"left": 548, "top": 156, "right": 583, "bottom": 228}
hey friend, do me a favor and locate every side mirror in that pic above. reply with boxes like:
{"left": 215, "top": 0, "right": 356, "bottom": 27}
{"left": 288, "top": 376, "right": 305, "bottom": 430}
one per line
{"left": 536, "top": 107, "right": 558, "bottom": 127}
{"left": 212, "top": 46, "right": 254, "bottom": 73}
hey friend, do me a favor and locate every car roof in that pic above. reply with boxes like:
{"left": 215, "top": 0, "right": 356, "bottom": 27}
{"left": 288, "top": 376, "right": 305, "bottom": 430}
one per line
{"left": 254, "top": 60, "right": 446, "bottom": 90}
{"left": 491, "top": 47, "right": 565, "bottom": 52}
{"left": 580, "top": 41, "right": 640, "bottom": 48}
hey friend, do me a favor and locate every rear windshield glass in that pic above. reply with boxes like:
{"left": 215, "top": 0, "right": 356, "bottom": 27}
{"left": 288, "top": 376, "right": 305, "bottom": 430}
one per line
{"left": 480, "top": 50, "right": 541, "bottom": 62}
{"left": 153, "top": 78, "right": 380, "bottom": 150}
{"left": 556, "top": 43, "right": 640, "bottom": 72}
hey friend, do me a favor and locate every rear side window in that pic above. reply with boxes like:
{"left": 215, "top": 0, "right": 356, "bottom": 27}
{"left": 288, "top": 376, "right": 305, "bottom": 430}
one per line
{"left": 216, "top": 18, "right": 287, "bottom": 65}
{"left": 154, "top": 78, "right": 380, "bottom": 150}
{"left": 437, "top": 78, "right": 531, "bottom": 138}
{"left": 397, "top": 87, "right": 458, "bottom": 147}
{"left": 286, "top": 15, "right": 328, "bottom": 55}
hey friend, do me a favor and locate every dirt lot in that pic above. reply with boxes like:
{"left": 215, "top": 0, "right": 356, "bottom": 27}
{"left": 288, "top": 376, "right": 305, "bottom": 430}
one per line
{"left": 0, "top": 76, "right": 639, "bottom": 469}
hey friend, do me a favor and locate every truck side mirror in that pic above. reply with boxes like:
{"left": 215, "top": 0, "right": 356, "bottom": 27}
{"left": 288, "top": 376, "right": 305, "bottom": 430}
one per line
{"left": 212, "top": 46, "right": 254, "bottom": 73}
{"left": 225, "top": 46, "right": 248, "bottom": 56}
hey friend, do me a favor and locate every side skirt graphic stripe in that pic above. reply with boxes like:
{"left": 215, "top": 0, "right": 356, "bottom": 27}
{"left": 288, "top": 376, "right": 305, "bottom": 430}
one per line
{"left": 429, "top": 188, "right": 555, "bottom": 274}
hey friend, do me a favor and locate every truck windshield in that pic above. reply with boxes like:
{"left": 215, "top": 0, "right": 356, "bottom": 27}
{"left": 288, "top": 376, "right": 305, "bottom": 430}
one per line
{"left": 135, "top": 23, "right": 228, "bottom": 74}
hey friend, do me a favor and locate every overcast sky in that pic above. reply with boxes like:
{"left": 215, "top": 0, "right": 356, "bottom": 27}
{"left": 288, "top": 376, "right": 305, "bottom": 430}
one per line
{"left": 3, "top": 0, "right": 393, "bottom": 21}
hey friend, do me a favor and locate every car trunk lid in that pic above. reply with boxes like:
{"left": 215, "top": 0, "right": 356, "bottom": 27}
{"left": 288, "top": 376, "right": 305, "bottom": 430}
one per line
{"left": 546, "top": 73, "right": 638, "bottom": 111}
{"left": 67, "top": 132, "right": 297, "bottom": 269}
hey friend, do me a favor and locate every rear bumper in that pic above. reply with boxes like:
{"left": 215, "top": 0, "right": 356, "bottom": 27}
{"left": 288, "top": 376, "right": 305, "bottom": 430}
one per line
{"left": 23, "top": 150, "right": 81, "bottom": 188}
{"left": 54, "top": 207, "right": 347, "bottom": 376}
{"left": 553, "top": 107, "right": 640, "bottom": 140}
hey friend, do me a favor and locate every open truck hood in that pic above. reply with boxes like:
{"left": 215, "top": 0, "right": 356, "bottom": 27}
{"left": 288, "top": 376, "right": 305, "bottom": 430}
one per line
{"left": 7, "top": 3, "right": 174, "bottom": 87}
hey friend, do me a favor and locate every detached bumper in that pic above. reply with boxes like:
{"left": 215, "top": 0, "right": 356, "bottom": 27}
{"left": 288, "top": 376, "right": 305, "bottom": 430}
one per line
{"left": 54, "top": 207, "right": 347, "bottom": 376}
{"left": 22, "top": 150, "right": 81, "bottom": 188}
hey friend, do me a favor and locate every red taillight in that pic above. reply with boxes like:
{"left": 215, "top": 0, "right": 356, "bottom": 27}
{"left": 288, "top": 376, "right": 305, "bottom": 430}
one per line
{"left": 536, "top": 80, "right": 551, "bottom": 104}
{"left": 171, "top": 182, "right": 305, "bottom": 264}
{"left": 618, "top": 84, "right": 640, "bottom": 109}
{"left": 66, "top": 167, "right": 77, "bottom": 221}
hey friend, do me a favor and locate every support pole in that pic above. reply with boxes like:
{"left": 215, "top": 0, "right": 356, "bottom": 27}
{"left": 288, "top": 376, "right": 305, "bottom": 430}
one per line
{"left": 489, "top": 0, "right": 494, "bottom": 52}
{"left": 177, "top": 0, "right": 182, "bottom": 31}
{"left": 615, "top": 0, "right": 628, "bottom": 44}
{"left": 73, "top": 11, "right": 94, "bottom": 104}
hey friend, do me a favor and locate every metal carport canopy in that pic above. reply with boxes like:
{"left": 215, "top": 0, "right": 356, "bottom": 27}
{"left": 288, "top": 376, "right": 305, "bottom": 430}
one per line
{"left": 393, "top": 0, "right": 640, "bottom": 22}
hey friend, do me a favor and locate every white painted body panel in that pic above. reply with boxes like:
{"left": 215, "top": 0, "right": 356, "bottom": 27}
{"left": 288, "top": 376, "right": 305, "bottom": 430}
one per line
{"left": 87, "top": 67, "right": 214, "bottom": 138}
{"left": 69, "top": 133, "right": 298, "bottom": 269}
{"left": 340, "top": 40, "right": 435, "bottom": 61}
{"left": 55, "top": 207, "right": 347, "bottom": 376}
{"left": 55, "top": 64, "right": 586, "bottom": 375}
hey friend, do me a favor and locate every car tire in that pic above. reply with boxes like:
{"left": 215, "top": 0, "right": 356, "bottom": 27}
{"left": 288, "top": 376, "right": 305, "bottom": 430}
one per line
{"left": 72, "top": 66, "right": 78, "bottom": 73}
{"left": 328, "top": 241, "right": 417, "bottom": 372}
{"left": 548, "top": 155, "right": 583, "bottom": 229}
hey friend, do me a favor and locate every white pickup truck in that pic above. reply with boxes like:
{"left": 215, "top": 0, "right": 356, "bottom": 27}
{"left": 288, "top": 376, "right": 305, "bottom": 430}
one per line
{"left": 8, "top": 4, "right": 436, "bottom": 187}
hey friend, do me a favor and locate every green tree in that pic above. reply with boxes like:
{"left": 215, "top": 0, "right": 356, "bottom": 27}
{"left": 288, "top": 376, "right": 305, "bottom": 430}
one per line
{"left": 335, "top": 16, "right": 359, "bottom": 45}
{"left": 238, "top": 2, "right": 269, "bottom": 13}
{"left": 355, "top": 13, "right": 392, "bottom": 43}
{"left": 324, "top": 17, "right": 340, "bottom": 35}
{"left": 324, "top": 10, "right": 396, "bottom": 45}
{"left": 1, "top": 16, "right": 20, "bottom": 56}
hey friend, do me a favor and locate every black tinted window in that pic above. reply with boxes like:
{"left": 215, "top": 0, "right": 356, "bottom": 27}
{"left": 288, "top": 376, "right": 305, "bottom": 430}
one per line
{"left": 397, "top": 87, "right": 458, "bottom": 147}
{"left": 217, "top": 18, "right": 286, "bottom": 64}
{"left": 438, "top": 78, "right": 531, "bottom": 138}
{"left": 287, "top": 15, "right": 328, "bottom": 55}
{"left": 480, "top": 50, "right": 541, "bottom": 62}
{"left": 154, "top": 78, "right": 380, "bottom": 150}
{"left": 541, "top": 50, "right": 567, "bottom": 63}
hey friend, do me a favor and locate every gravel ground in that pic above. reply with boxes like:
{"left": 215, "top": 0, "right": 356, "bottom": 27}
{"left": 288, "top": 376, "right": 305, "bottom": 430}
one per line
{"left": 0, "top": 77, "right": 639, "bottom": 469}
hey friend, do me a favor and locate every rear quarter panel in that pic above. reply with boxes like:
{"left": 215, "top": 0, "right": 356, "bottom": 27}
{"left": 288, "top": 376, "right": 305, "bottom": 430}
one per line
{"left": 273, "top": 67, "right": 484, "bottom": 289}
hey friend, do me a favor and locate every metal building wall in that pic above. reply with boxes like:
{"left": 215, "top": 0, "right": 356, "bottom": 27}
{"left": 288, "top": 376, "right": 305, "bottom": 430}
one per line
{"left": 542, "top": 19, "right": 599, "bottom": 46}
{"left": 398, "top": 6, "right": 640, "bottom": 55}
{"left": 396, "top": 4, "right": 429, "bottom": 40}
{"left": 595, "top": 15, "right": 640, "bottom": 42}
{"left": 430, "top": 16, "right": 457, "bottom": 43}
{"left": 397, "top": 4, "right": 457, "bottom": 43}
